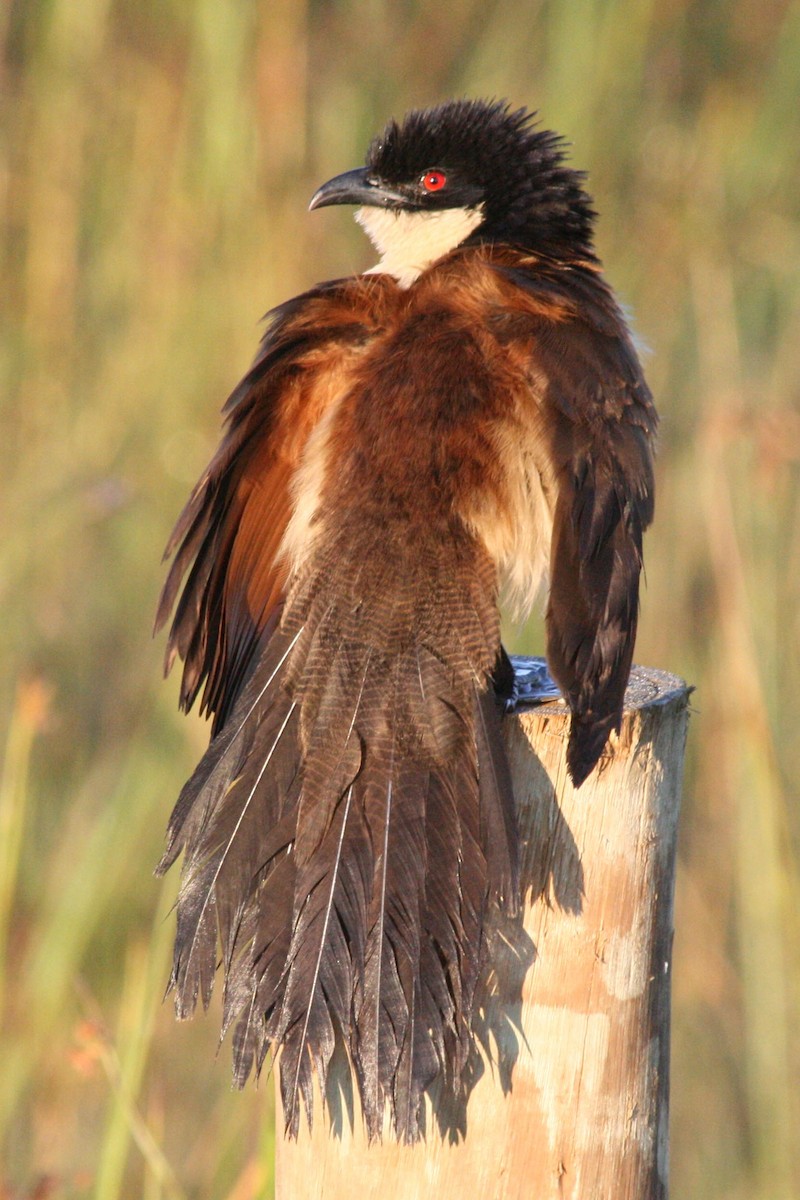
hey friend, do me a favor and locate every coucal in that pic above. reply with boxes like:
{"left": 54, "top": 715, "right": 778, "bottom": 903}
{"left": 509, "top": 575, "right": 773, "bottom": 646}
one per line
{"left": 156, "top": 99, "right": 657, "bottom": 1141}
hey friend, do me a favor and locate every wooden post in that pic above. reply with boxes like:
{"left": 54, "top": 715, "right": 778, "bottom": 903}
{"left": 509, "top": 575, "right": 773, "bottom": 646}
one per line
{"left": 275, "top": 664, "right": 690, "bottom": 1200}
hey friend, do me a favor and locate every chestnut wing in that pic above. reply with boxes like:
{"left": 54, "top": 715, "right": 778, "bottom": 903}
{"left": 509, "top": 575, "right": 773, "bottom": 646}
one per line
{"left": 155, "top": 279, "right": 389, "bottom": 730}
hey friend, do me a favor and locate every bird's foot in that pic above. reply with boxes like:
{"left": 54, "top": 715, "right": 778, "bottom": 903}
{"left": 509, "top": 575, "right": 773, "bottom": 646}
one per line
{"left": 505, "top": 656, "right": 563, "bottom": 712}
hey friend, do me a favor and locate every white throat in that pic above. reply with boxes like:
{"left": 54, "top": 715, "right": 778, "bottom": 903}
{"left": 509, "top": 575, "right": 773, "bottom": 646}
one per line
{"left": 356, "top": 205, "right": 484, "bottom": 288}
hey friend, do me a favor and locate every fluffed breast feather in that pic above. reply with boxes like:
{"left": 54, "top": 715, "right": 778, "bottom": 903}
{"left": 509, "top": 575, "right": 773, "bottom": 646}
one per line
{"left": 155, "top": 243, "right": 656, "bottom": 1140}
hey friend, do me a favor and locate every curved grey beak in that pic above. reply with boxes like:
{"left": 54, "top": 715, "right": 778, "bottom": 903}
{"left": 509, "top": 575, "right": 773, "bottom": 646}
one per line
{"left": 309, "top": 167, "right": 409, "bottom": 212}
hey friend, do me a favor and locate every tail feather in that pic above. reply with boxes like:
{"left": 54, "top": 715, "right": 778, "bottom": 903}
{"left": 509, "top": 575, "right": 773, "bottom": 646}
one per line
{"left": 273, "top": 781, "right": 359, "bottom": 1135}
{"left": 227, "top": 844, "right": 294, "bottom": 1075}
{"left": 356, "top": 745, "right": 426, "bottom": 1139}
{"left": 475, "top": 688, "right": 519, "bottom": 911}
{"left": 292, "top": 647, "right": 370, "bottom": 864}
{"left": 158, "top": 629, "right": 302, "bottom": 1015}
{"left": 159, "top": 535, "right": 518, "bottom": 1139}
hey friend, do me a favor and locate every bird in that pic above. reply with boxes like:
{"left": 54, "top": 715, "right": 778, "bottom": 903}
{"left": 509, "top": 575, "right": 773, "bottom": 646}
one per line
{"left": 155, "top": 98, "right": 657, "bottom": 1142}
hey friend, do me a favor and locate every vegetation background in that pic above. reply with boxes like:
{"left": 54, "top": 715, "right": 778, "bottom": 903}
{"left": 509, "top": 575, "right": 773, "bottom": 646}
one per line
{"left": 2, "top": 0, "right": 799, "bottom": 1196}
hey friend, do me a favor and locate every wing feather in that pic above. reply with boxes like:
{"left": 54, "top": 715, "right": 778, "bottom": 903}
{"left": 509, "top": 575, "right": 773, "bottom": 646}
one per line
{"left": 482, "top": 253, "right": 657, "bottom": 784}
{"left": 155, "top": 279, "right": 387, "bottom": 727}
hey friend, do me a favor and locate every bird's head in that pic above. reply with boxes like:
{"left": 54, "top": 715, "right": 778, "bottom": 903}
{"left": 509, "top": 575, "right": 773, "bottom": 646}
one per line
{"left": 309, "top": 99, "right": 596, "bottom": 286}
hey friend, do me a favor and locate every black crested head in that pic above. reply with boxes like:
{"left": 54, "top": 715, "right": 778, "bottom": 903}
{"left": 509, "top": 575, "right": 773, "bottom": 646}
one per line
{"left": 365, "top": 98, "right": 597, "bottom": 257}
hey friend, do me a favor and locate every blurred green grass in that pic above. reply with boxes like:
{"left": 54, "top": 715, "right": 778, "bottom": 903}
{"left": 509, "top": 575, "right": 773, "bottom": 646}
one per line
{"left": 1, "top": 1, "right": 799, "bottom": 1196}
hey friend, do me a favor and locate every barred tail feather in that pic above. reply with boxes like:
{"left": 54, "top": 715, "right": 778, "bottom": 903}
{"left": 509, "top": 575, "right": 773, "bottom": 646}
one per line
{"left": 159, "top": 615, "right": 518, "bottom": 1140}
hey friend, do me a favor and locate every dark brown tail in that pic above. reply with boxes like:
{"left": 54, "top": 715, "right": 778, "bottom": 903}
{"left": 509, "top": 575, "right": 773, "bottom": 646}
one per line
{"left": 159, "top": 556, "right": 517, "bottom": 1140}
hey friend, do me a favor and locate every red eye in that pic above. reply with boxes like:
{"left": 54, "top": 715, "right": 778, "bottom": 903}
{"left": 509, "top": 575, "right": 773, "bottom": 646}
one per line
{"left": 421, "top": 170, "right": 447, "bottom": 192}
